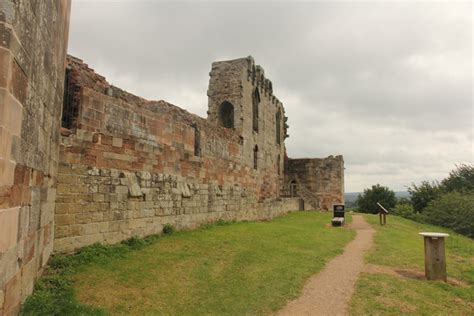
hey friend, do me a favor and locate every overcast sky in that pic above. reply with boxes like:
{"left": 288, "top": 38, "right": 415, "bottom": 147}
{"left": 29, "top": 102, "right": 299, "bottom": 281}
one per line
{"left": 69, "top": 0, "right": 472, "bottom": 192}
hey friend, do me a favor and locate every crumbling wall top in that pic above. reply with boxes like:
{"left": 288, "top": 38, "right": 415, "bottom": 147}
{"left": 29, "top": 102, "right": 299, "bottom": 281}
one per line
{"left": 66, "top": 55, "right": 241, "bottom": 142}
{"left": 210, "top": 56, "right": 283, "bottom": 108}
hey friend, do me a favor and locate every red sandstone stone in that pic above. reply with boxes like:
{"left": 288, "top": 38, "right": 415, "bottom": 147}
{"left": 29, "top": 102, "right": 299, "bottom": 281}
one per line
{"left": 0, "top": 185, "right": 10, "bottom": 208}
{"left": 3, "top": 271, "right": 21, "bottom": 315}
{"left": 23, "top": 232, "right": 36, "bottom": 264}
{"left": 13, "top": 164, "right": 27, "bottom": 185}
{"left": 9, "top": 184, "right": 22, "bottom": 207}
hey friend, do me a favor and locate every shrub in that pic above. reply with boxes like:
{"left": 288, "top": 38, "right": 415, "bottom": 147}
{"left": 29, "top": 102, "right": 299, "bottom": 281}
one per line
{"left": 422, "top": 192, "right": 474, "bottom": 238}
{"left": 122, "top": 234, "right": 160, "bottom": 249}
{"left": 392, "top": 203, "right": 421, "bottom": 221}
{"left": 163, "top": 224, "right": 175, "bottom": 235}
{"left": 356, "top": 184, "right": 396, "bottom": 214}
{"left": 397, "top": 197, "right": 411, "bottom": 205}
{"left": 408, "top": 180, "right": 442, "bottom": 213}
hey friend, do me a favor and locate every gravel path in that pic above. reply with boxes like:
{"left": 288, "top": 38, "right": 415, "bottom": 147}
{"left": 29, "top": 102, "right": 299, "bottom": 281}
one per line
{"left": 276, "top": 214, "right": 375, "bottom": 316}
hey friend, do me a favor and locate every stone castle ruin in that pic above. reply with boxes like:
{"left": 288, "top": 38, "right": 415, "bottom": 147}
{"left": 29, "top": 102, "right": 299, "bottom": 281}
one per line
{"left": 0, "top": 2, "right": 343, "bottom": 314}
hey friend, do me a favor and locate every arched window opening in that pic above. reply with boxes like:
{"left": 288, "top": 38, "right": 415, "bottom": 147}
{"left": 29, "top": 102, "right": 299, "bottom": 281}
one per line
{"left": 289, "top": 180, "right": 298, "bottom": 197}
{"left": 193, "top": 123, "right": 201, "bottom": 156}
{"left": 61, "top": 68, "right": 80, "bottom": 129}
{"left": 275, "top": 110, "right": 281, "bottom": 145}
{"left": 253, "top": 145, "right": 259, "bottom": 170}
{"left": 219, "top": 101, "right": 234, "bottom": 129}
{"left": 277, "top": 155, "right": 281, "bottom": 175}
{"left": 252, "top": 88, "right": 260, "bottom": 132}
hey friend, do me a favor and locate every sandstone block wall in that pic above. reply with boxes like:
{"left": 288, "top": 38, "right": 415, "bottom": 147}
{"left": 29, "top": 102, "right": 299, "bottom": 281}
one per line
{"left": 55, "top": 57, "right": 300, "bottom": 253}
{"left": 207, "top": 57, "right": 287, "bottom": 200}
{"left": 0, "top": 1, "right": 70, "bottom": 314}
{"left": 55, "top": 162, "right": 299, "bottom": 252}
{"left": 286, "top": 156, "right": 345, "bottom": 210}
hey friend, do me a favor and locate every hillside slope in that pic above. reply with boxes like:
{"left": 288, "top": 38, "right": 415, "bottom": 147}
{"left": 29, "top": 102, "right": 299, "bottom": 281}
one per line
{"left": 350, "top": 214, "right": 473, "bottom": 315}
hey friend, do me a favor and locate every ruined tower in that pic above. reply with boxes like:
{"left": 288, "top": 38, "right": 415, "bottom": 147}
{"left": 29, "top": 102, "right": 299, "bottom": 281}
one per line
{"left": 207, "top": 56, "right": 287, "bottom": 199}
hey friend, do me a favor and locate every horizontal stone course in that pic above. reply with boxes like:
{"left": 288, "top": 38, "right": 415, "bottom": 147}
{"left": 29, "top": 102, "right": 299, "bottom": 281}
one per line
{"left": 55, "top": 159, "right": 300, "bottom": 252}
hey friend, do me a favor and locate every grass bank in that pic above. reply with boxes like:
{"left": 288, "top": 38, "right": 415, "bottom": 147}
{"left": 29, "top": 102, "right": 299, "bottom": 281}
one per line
{"left": 22, "top": 212, "right": 354, "bottom": 315}
{"left": 350, "top": 214, "right": 473, "bottom": 315}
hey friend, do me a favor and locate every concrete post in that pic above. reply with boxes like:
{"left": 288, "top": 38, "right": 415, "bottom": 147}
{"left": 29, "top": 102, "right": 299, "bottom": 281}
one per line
{"left": 419, "top": 232, "right": 449, "bottom": 282}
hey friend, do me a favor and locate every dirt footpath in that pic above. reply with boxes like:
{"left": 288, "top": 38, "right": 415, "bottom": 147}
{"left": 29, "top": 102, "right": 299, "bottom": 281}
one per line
{"left": 276, "top": 215, "right": 375, "bottom": 316}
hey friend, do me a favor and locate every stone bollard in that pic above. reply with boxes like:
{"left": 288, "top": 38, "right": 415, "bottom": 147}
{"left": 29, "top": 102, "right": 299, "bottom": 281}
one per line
{"left": 419, "top": 232, "right": 449, "bottom": 281}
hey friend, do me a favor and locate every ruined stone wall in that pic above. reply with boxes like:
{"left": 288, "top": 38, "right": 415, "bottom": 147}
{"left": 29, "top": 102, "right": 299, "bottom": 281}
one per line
{"left": 207, "top": 57, "right": 287, "bottom": 200}
{"left": 0, "top": 1, "right": 70, "bottom": 314}
{"left": 286, "top": 156, "right": 345, "bottom": 210}
{"left": 55, "top": 57, "right": 299, "bottom": 253}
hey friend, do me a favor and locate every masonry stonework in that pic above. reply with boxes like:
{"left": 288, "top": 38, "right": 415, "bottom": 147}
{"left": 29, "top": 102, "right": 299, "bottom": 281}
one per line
{"left": 286, "top": 156, "right": 345, "bottom": 211}
{"left": 54, "top": 57, "right": 300, "bottom": 253}
{"left": 0, "top": 1, "right": 70, "bottom": 314}
{"left": 0, "top": 2, "right": 345, "bottom": 313}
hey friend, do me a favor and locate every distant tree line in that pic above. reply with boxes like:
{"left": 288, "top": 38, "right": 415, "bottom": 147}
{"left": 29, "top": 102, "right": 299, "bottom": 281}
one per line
{"left": 356, "top": 164, "right": 474, "bottom": 237}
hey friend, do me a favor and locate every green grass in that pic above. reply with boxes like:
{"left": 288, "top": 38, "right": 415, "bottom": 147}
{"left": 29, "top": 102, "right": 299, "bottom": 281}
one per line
{"left": 20, "top": 235, "right": 163, "bottom": 316}
{"left": 350, "top": 214, "right": 474, "bottom": 315}
{"left": 22, "top": 212, "right": 354, "bottom": 315}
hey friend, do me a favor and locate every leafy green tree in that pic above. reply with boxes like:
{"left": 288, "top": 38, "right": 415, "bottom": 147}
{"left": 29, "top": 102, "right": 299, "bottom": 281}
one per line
{"left": 422, "top": 192, "right": 474, "bottom": 238}
{"left": 441, "top": 164, "right": 474, "bottom": 193}
{"left": 392, "top": 203, "right": 421, "bottom": 221}
{"left": 356, "top": 184, "right": 396, "bottom": 214}
{"left": 397, "top": 197, "right": 411, "bottom": 205}
{"left": 408, "top": 164, "right": 474, "bottom": 213}
{"left": 408, "top": 181, "right": 442, "bottom": 213}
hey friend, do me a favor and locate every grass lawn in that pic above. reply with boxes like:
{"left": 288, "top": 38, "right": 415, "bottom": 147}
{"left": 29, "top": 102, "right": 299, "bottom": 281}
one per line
{"left": 23, "top": 212, "right": 354, "bottom": 315}
{"left": 350, "top": 214, "right": 474, "bottom": 315}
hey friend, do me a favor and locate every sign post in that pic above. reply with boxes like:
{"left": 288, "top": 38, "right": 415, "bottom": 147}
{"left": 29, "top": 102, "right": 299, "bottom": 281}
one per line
{"left": 376, "top": 202, "right": 389, "bottom": 225}
{"left": 419, "top": 232, "right": 449, "bottom": 281}
{"left": 331, "top": 204, "right": 345, "bottom": 226}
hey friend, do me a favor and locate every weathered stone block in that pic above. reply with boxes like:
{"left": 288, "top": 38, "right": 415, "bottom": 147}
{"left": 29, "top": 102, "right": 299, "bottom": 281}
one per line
{"left": 40, "top": 202, "right": 55, "bottom": 226}
{"left": 3, "top": 270, "right": 20, "bottom": 315}
{"left": 22, "top": 232, "right": 36, "bottom": 265}
{"left": 112, "top": 137, "right": 122, "bottom": 147}
{"left": 0, "top": 47, "right": 11, "bottom": 89}
{"left": 53, "top": 237, "right": 75, "bottom": 253}
{"left": 55, "top": 214, "right": 74, "bottom": 226}
{"left": 115, "top": 185, "right": 128, "bottom": 194}
{"left": 10, "top": 59, "right": 28, "bottom": 105}
{"left": 8, "top": 96, "right": 23, "bottom": 137}
{"left": 0, "top": 289, "right": 4, "bottom": 310}
{"left": 20, "top": 257, "right": 36, "bottom": 300}
{"left": 0, "top": 207, "right": 19, "bottom": 252}
{"left": 0, "top": 158, "right": 15, "bottom": 187}
{"left": 125, "top": 172, "right": 142, "bottom": 197}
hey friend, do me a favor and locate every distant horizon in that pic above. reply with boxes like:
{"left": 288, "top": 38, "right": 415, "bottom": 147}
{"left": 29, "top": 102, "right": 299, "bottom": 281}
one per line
{"left": 345, "top": 191, "right": 408, "bottom": 194}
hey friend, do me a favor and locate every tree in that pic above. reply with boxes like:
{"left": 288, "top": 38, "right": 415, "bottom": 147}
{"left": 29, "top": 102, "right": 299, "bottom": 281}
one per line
{"left": 422, "top": 192, "right": 474, "bottom": 238}
{"left": 397, "top": 196, "right": 411, "bottom": 205}
{"left": 441, "top": 164, "right": 474, "bottom": 193}
{"left": 408, "top": 164, "right": 474, "bottom": 213}
{"left": 392, "top": 203, "right": 419, "bottom": 221}
{"left": 408, "top": 180, "right": 442, "bottom": 213}
{"left": 357, "top": 184, "right": 396, "bottom": 214}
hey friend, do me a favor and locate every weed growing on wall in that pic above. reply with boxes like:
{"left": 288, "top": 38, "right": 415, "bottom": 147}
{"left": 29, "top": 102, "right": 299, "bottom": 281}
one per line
{"left": 163, "top": 223, "right": 175, "bottom": 235}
